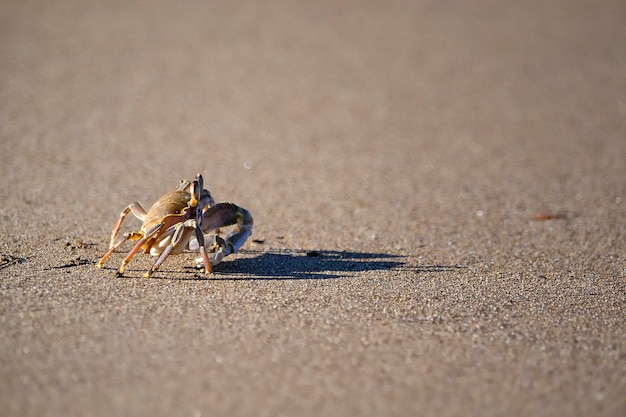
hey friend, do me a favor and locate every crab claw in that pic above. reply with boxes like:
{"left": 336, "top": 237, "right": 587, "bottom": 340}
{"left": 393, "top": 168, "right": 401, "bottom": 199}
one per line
{"left": 205, "top": 234, "right": 231, "bottom": 266}
{"left": 189, "top": 203, "right": 253, "bottom": 268}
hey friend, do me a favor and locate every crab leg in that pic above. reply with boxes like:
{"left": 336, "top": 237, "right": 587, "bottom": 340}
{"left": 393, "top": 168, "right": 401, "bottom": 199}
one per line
{"left": 143, "top": 219, "right": 211, "bottom": 277}
{"left": 188, "top": 175, "right": 214, "bottom": 273}
{"left": 96, "top": 230, "right": 143, "bottom": 269}
{"left": 193, "top": 222, "right": 213, "bottom": 274}
{"left": 107, "top": 202, "right": 147, "bottom": 248}
{"left": 117, "top": 222, "right": 163, "bottom": 276}
{"left": 143, "top": 226, "right": 183, "bottom": 278}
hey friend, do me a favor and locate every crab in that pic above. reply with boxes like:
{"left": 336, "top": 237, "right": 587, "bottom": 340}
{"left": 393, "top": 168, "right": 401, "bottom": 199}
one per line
{"left": 95, "top": 173, "right": 253, "bottom": 278}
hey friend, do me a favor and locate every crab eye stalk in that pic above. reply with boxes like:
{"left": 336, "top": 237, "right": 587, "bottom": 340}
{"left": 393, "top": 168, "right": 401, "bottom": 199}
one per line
{"left": 190, "top": 179, "right": 203, "bottom": 207}
{"left": 195, "top": 173, "right": 204, "bottom": 192}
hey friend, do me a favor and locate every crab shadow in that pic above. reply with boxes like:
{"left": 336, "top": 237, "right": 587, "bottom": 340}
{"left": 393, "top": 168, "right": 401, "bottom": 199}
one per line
{"left": 186, "top": 248, "right": 406, "bottom": 280}
{"left": 109, "top": 249, "right": 467, "bottom": 281}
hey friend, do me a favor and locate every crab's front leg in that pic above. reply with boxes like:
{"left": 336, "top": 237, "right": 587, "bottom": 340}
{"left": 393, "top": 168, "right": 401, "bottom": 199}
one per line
{"left": 144, "top": 219, "right": 212, "bottom": 277}
{"left": 192, "top": 222, "right": 213, "bottom": 274}
{"left": 190, "top": 202, "right": 253, "bottom": 266}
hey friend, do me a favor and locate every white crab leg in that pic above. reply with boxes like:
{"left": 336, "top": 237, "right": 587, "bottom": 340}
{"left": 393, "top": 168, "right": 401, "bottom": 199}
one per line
{"left": 193, "top": 222, "right": 213, "bottom": 274}
{"left": 145, "top": 219, "right": 204, "bottom": 277}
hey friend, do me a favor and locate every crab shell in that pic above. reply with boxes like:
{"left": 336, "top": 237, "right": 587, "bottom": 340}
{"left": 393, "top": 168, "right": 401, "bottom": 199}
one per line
{"left": 142, "top": 190, "right": 196, "bottom": 256}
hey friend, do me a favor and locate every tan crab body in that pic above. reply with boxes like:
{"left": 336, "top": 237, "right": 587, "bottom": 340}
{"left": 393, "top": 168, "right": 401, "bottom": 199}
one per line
{"left": 95, "top": 174, "right": 252, "bottom": 278}
{"left": 140, "top": 190, "right": 193, "bottom": 254}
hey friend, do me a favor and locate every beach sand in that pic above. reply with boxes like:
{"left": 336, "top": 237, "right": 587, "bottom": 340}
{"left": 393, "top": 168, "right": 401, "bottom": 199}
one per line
{"left": 1, "top": 1, "right": 624, "bottom": 416}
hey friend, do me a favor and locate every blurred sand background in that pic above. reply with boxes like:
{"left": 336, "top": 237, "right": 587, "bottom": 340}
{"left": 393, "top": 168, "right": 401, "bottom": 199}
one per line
{"left": 1, "top": 0, "right": 625, "bottom": 416}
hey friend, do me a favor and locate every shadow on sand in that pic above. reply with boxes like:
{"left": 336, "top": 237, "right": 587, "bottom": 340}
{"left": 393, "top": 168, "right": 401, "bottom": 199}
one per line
{"left": 183, "top": 248, "right": 406, "bottom": 280}
{"left": 98, "top": 248, "right": 466, "bottom": 281}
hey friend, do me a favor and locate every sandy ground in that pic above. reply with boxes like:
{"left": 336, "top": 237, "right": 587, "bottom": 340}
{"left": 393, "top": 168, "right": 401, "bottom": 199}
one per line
{"left": 1, "top": 1, "right": 625, "bottom": 416}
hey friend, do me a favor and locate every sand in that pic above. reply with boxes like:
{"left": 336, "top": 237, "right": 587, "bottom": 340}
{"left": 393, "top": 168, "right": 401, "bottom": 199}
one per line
{"left": 1, "top": 1, "right": 625, "bottom": 416}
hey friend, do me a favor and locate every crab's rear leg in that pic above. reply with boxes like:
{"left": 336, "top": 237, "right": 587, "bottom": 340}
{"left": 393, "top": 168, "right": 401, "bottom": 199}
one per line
{"left": 96, "top": 230, "right": 143, "bottom": 269}
{"left": 108, "top": 202, "right": 147, "bottom": 248}
{"left": 191, "top": 202, "right": 253, "bottom": 266}
{"left": 117, "top": 222, "right": 163, "bottom": 276}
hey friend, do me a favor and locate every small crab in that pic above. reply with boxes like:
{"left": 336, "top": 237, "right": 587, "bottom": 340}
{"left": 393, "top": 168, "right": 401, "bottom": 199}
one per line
{"left": 95, "top": 173, "right": 253, "bottom": 277}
